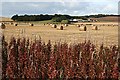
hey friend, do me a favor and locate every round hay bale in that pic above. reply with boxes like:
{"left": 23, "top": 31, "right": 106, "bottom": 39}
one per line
{"left": 60, "top": 26, "right": 63, "bottom": 30}
{"left": 65, "top": 24, "right": 68, "bottom": 27}
{"left": 92, "top": 26, "right": 98, "bottom": 30}
{"left": 30, "top": 23, "right": 34, "bottom": 26}
{"left": 14, "top": 23, "right": 18, "bottom": 26}
{"left": 57, "top": 26, "right": 64, "bottom": 30}
{"left": 52, "top": 24, "right": 57, "bottom": 28}
{"left": 79, "top": 26, "right": 87, "bottom": 31}
{"left": 91, "top": 24, "right": 95, "bottom": 26}
{"left": 77, "top": 24, "right": 80, "bottom": 27}
{"left": 0, "top": 23, "right": 6, "bottom": 29}
{"left": 11, "top": 22, "right": 13, "bottom": 25}
{"left": 50, "top": 24, "right": 52, "bottom": 25}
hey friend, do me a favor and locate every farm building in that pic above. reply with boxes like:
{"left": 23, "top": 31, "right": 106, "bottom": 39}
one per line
{"left": 69, "top": 19, "right": 94, "bottom": 22}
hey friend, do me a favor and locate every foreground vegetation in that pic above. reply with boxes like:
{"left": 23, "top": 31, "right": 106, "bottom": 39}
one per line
{"left": 2, "top": 36, "right": 120, "bottom": 79}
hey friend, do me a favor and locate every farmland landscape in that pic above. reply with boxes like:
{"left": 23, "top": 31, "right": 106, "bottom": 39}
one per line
{"left": 2, "top": 21, "right": 118, "bottom": 46}
{"left": 1, "top": 1, "right": 120, "bottom": 80}
{"left": 1, "top": 15, "right": 120, "bottom": 80}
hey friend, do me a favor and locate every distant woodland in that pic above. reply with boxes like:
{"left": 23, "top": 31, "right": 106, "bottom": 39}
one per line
{"left": 11, "top": 14, "right": 119, "bottom": 22}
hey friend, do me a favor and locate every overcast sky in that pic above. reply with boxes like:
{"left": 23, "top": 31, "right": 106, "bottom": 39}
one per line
{"left": 1, "top": 0, "right": 119, "bottom": 17}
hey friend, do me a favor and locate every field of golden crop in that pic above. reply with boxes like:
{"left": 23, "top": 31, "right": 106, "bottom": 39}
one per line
{"left": 2, "top": 22, "right": 118, "bottom": 47}
{"left": 1, "top": 21, "right": 120, "bottom": 80}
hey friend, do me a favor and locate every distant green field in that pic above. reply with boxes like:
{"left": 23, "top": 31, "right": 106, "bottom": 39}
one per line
{"left": 17, "top": 20, "right": 62, "bottom": 24}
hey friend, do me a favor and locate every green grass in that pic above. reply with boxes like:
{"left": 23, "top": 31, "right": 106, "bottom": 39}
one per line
{"left": 17, "top": 20, "right": 62, "bottom": 24}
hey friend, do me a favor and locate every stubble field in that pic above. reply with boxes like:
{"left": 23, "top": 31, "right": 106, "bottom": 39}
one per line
{"left": 2, "top": 22, "right": 118, "bottom": 47}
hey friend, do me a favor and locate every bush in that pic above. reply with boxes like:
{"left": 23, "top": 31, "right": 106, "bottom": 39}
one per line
{"left": 61, "top": 20, "right": 69, "bottom": 24}
{"left": 52, "top": 17, "right": 61, "bottom": 22}
{"left": 2, "top": 36, "right": 119, "bottom": 79}
{"left": 52, "top": 16, "right": 68, "bottom": 22}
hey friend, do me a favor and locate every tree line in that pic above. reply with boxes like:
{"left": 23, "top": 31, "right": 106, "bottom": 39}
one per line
{"left": 11, "top": 14, "right": 71, "bottom": 22}
{"left": 11, "top": 14, "right": 119, "bottom": 22}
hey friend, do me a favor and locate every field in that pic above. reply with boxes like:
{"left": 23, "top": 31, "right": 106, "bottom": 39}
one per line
{"left": 1, "top": 20, "right": 120, "bottom": 79}
{"left": 90, "top": 16, "right": 119, "bottom": 22}
{"left": 2, "top": 21, "right": 118, "bottom": 47}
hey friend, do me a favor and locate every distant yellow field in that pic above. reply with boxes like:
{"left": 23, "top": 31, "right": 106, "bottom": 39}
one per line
{"left": 90, "top": 16, "right": 118, "bottom": 22}
{"left": 0, "top": 17, "right": 13, "bottom": 22}
{"left": 2, "top": 22, "right": 118, "bottom": 47}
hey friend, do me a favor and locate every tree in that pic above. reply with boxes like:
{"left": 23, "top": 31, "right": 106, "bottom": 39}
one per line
{"left": 11, "top": 14, "right": 71, "bottom": 21}
{"left": 11, "top": 14, "right": 18, "bottom": 21}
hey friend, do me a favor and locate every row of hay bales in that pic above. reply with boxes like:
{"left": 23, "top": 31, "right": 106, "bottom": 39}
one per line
{"left": 77, "top": 24, "right": 118, "bottom": 27}
{"left": 91, "top": 24, "right": 118, "bottom": 27}
{"left": 77, "top": 24, "right": 99, "bottom": 31}
{"left": 51, "top": 24, "right": 98, "bottom": 31}
{"left": 100, "top": 24, "right": 118, "bottom": 26}
{"left": 0, "top": 22, "right": 34, "bottom": 28}
{"left": 13, "top": 23, "right": 68, "bottom": 27}
{"left": 11, "top": 23, "right": 34, "bottom": 26}
{"left": 11, "top": 22, "right": 68, "bottom": 27}
{"left": 51, "top": 24, "right": 64, "bottom": 30}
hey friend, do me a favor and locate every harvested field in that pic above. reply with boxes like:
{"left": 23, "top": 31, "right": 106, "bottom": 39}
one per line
{"left": 90, "top": 16, "right": 119, "bottom": 22}
{"left": 2, "top": 22, "right": 118, "bottom": 47}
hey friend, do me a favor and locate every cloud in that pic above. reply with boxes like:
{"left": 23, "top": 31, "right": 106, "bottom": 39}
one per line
{"left": 1, "top": 1, "right": 118, "bottom": 17}
{"left": 29, "top": 4, "right": 40, "bottom": 7}
{"left": 103, "top": 3, "right": 118, "bottom": 13}
{"left": 2, "top": 0, "right": 120, "bottom": 2}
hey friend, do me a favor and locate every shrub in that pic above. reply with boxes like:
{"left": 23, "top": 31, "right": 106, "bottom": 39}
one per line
{"left": 2, "top": 36, "right": 119, "bottom": 79}
{"left": 61, "top": 20, "right": 69, "bottom": 24}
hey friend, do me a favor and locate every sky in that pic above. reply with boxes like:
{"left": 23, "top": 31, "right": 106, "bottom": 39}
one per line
{"left": 0, "top": 0, "right": 119, "bottom": 17}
